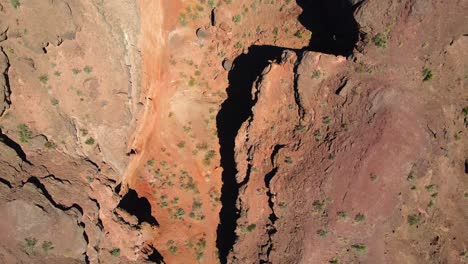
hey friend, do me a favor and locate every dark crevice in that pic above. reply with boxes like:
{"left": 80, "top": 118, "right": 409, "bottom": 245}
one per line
{"left": 0, "top": 130, "right": 32, "bottom": 165}
{"left": 296, "top": 0, "right": 360, "bottom": 56}
{"left": 146, "top": 245, "right": 166, "bottom": 264}
{"left": 1, "top": 48, "right": 11, "bottom": 115}
{"left": 260, "top": 167, "right": 279, "bottom": 263}
{"left": 117, "top": 188, "right": 159, "bottom": 226}
{"left": 26, "top": 177, "right": 81, "bottom": 211}
{"left": 216, "top": 45, "right": 285, "bottom": 264}
{"left": 0, "top": 176, "right": 12, "bottom": 188}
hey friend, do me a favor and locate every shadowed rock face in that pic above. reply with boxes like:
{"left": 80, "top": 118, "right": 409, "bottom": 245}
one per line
{"left": 117, "top": 188, "right": 159, "bottom": 226}
{"left": 1, "top": 0, "right": 467, "bottom": 263}
{"left": 296, "top": 0, "right": 359, "bottom": 56}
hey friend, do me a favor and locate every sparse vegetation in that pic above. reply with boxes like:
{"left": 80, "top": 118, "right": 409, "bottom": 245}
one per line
{"left": 407, "top": 213, "right": 421, "bottom": 226}
{"left": 351, "top": 244, "right": 368, "bottom": 254}
{"left": 83, "top": 66, "right": 93, "bottom": 73}
{"left": 39, "top": 74, "right": 49, "bottom": 84}
{"left": 110, "top": 248, "right": 120, "bottom": 257}
{"left": 232, "top": 14, "right": 241, "bottom": 24}
{"left": 373, "top": 33, "right": 388, "bottom": 48}
{"left": 167, "top": 240, "right": 178, "bottom": 254}
{"left": 177, "top": 141, "right": 186, "bottom": 148}
{"left": 312, "top": 200, "right": 325, "bottom": 213}
{"left": 42, "top": 241, "right": 54, "bottom": 254}
{"left": 203, "top": 150, "right": 216, "bottom": 165}
{"left": 311, "top": 70, "right": 321, "bottom": 79}
{"left": 194, "top": 237, "right": 206, "bottom": 260}
{"left": 337, "top": 211, "right": 347, "bottom": 220}
{"left": 189, "top": 198, "right": 205, "bottom": 220}
{"left": 174, "top": 207, "right": 185, "bottom": 219}
{"left": 354, "top": 213, "right": 365, "bottom": 223}
{"left": 10, "top": 0, "right": 20, "bottom": 9}
{"left": 50, "top": 97, "right": 59, "bottom": 106}
{"left": 24, "top": 237, "right": 37, "bottom": 255}
{"left": 422, "top": 68, "right": 433, "bottom": 81}
{"left": 284, "top": 156, "right": 293, "bottom": 164}
{"left": 18, "top": 124, "right": 32, "bottom": 143}
{"left": 316, "top": 229, "right": 328, "bottom": 237}
{"left": 85, "top": 137, "right": 95, "bottom": 145}
{"left": 329, "top": 259, "right": 339, "bottom": 264}
{"left": 44, "top": 141, "right": 56, "bottom": 149}
{"left": 72, "top": 68, "right": 81, "bottom": 75}
{"left": 370, "top": 173, "right": 377, "bottom": 182}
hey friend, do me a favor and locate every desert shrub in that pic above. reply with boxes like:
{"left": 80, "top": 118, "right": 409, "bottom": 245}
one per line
{"left": 373, "top": 33, "right": 387, "bottom": 48}
{"left": 18, "top": 124, "right": 32, "bottom": 143}
{"left": 110, "top": 248, "right": 120, "bottom": 257}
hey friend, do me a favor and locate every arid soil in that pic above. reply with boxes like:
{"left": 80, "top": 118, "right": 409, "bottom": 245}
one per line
{"left": 0, "top": 0, "right": 467, "bottom": 263}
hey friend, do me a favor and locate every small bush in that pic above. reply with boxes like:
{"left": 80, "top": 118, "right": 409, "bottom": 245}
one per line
{"left": 311, "top": 70, "right": 321, "bottom": 79}
{"left": 351, "top": 244, "right": 367, "bottom": 254}
{"left": 50, "top": 98, "right": 59, "bottom": 106}
{"left": 373, "top": 33, "right": 387, "bottom": 48}
{"left": 72, "top": 68, "right": 81, "bottom": 75}
{"left": 83, "top": 66, "right": 93, "bottom": 74}
{"left": 337, "top": 211, "right": 347, "bottom": 220}
{"left": 85, "top": 137, "right": 95, "bottom": 145}
{"left": 39, "top": 74, "right": 49, "bottom": 84}
{"left": 354, "top": 213, "right": 365, "bottom": 223}
{"left": 110, "top": 248, "right": 120, "bottom": 257}
{"left": 24, "top": 237, "right": 37, "bottom": 255}
{"left": 167, "top": 240, "right": 177, "bottom": 254}
{"left": 232, "top": 15, "right": 241, "bottom": 24}
{"left": 246, "top": 224, "right": 256, "bottom": 232}
{"left": 316, "top": 229, "right": 328, "bottom": 237}
{"left": 407, "top": 213, "right": 421, "bottom": 226}
{"left": 42, "top": 241, "right": 54, "bottom": 254}
{"left": 422, "top": 68, "right": 433, "bottom": 81}
{"left": 18, "top": 124, "right": 32, "bottom": 143}
{"left": 10, "top": 0, "right": 20, "bottom": 9}
{"left": 177, "top": 141, "right": 185, "bottom": 148}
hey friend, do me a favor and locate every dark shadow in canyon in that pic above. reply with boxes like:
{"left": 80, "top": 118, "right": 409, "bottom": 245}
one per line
{"left": 296, "top": 0, "right": 360, "bottom": 56}
{"left": 117, "top": 189, "right": 159, "bottom": 226}
{"left": 216, "top": 45, "right": 285, "bottom": 264}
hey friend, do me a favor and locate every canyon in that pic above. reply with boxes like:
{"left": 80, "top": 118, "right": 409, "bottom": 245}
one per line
{"left": 0, "top": 0, "right": 467, "bottom": 263}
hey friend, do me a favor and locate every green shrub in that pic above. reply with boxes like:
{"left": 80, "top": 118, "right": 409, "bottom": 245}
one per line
{"left": 167, "top": 240, "right": 177, "bottom": 254}
{"left": 42, "top": 241, "right": 54, "bottom": 254}
{"left": 354, "top": 213, "right": 365, "bottom": 223}
{"left": 85, "top": 137, "right": 95, "bottom": 145}
{"left": 18, "top": 124, "right": 32, "bottom": 143}
{"left": 422, "top": 68, "right": 433, "bottom": 81}
{"left": 316, "top": 229, "right": 328, "bottom": 237}
{"left": 10, "top": 0, "right": 20, "bottom": 9}
{"left": 351, "top": 244, "right": 367, "bottom": 254}
{"left": 246, "top": 224, "right": 256, "bottom": 232}
{"left": 232, "top": 15, "right": 241, "bottom": 24}
{"left": 373, "top": 33, "right": 387, "bottom": 48}
{"left": 50, "top": 98, "right": 59, "bottom": 106}
{"left": 110, "top": 248, "right": 120, "bottom": 257}
{"left": 83, "top": 66, "right": 93, "bottom": 73}
{"left": 407, "top": 213, "right": 421, "bottom": 226}
{"left": 24, "top": 237, "right": 37, "bottom": 255}
{"left": 39, "top": 74, "right": 49, "bottom": 84}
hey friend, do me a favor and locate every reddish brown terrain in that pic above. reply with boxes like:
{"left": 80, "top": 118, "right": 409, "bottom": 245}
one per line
{"left": 0, "top": 0, "right": 467, "bottom": 263}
